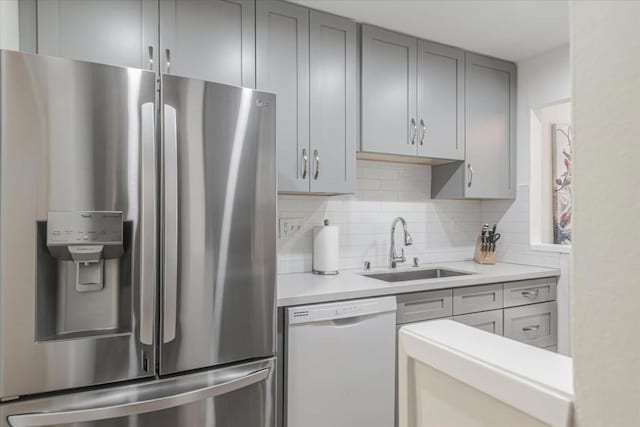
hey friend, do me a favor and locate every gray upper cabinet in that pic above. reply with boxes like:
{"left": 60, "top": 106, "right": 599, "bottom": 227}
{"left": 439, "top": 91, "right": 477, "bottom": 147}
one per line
{"left": 361, "top": 25, "right": 417, "bottom": 157}
{"left": 432, "top": 53, "right": 516, "bottom": 199}
{"left": 257, "top": 0, "right": 310, "bottom": 193}
{"left": 465, "top": 53, "right": 516, "bottom": 198}
{"left": 160, "top": 0, "right": 255, "bottom": 87}
{"left": 258, "top": 2, "right": 356, "bottom": 194}
{"left": 417, "top": 40, "right": 464, "bottom": 160}
{"left": 309, "top": 11, "right": 357, "bottom": 194}
{"left": 36, "top": 0, "right": 158, "bottom": 70}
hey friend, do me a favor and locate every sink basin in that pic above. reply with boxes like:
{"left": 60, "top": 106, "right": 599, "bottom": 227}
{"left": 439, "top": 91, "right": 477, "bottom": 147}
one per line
{"left": 364, "top": 268, "right": 472, "bottom": 283}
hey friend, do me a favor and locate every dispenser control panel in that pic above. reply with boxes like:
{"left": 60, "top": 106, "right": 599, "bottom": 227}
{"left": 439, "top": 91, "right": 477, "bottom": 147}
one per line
{"left": 47, "top": 211, "right": 123, "bottom": 245}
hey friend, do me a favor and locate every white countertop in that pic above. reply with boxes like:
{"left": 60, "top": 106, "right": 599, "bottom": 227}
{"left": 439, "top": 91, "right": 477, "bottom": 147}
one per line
{"left": 399, "top": 320, "right": 573, "bottom": 426}
{"left": 277, "top": 261, "right": 560, "bottom": 307}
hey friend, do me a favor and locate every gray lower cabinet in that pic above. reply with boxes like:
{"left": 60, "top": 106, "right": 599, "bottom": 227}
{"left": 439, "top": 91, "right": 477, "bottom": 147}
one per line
{"left": 417, "top": 40, "right": 465, "bottom": 160}
{"left": 453, "top": 283, "right": 503, "bottom": 315}
{"left": 309, "top": 11, "right": 357, "bottom": 194}
{"left": 257, "top": 0, "right": 310, "bottom": 193}
{"left": 432, "top": 53, "right": 516, "bottom": 199}
{"left": 396, "top": 289, "right": 453, "bottom": 324}
{"left": 159, "top": 0, "right": 255, "bottom": 87}
{"left": 504, "top": 278, "right": 557, "bottom": 307}
{"left": 36, "top": 0, "right": 158, "bottom": 70}
{"left": 504, "top": 302, "right": 557, "bottom": 348}
{"left": 361, "top": 25, "right": 417, "bottom": 157}
{"left": 453, "top": 310, "right": 503, "bottom": 336}
{"left": 258, "top": 2, "right": 356, "bottom": 194}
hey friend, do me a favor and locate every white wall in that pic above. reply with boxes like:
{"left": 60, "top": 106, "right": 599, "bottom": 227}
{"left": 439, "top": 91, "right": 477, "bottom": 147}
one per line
{"left": 278, "top": 160, "right": 482, "bottom": 274}
{"left": 572, "top": 2, "right": 640, "bottom": 425}
{"left": 0, "top": 0, "right": 20, "bottom": 51}
{"left": 517, "top": 44, "right": 571, "bottom": 186}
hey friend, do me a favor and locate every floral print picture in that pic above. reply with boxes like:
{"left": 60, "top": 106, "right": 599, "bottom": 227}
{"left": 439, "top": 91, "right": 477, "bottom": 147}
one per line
{"left": 552, "top": 123, "right": 573, "bottom": 245}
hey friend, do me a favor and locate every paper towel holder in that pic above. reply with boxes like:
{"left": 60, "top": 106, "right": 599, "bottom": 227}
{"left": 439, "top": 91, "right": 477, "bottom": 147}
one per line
{"left": 312, "top": 219, "right": 339, "bottom": 276}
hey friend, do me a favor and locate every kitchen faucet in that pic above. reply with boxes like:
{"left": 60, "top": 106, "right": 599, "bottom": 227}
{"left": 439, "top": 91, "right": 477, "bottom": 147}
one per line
{"left": 389, "top": 217, "right": 413, "bottom": 268}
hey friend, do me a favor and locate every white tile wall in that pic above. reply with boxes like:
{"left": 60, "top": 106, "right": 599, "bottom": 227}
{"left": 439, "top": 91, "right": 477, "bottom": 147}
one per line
{"left": 481, "top": 185, "right": 561, "bottom": 269}
{"left": 278, "top": 160, "right": 483, "bottom": 274}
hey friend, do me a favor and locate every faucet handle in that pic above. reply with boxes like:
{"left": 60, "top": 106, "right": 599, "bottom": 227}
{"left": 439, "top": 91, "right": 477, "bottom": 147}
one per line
{"left": 399, "top": 248, "right": 406, "bottom": 263}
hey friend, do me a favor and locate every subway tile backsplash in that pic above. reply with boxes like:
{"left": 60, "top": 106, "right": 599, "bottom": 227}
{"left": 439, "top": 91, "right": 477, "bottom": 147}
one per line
{"left": 481, "top": 185, "right": 562, "bottom": 269}
{"left": 277, "top": 160, "right": 484, "bottom": 274}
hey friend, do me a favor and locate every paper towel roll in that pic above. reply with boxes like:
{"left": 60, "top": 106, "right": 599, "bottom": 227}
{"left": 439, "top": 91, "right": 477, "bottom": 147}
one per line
{"left": 313, "top": 220, "right": 339, "bottom": 275}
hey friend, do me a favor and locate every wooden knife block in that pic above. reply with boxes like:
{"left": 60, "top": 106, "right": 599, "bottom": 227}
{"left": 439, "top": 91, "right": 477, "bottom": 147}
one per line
{"left": 473, "top": 235, "right": 497, "bottom": 265}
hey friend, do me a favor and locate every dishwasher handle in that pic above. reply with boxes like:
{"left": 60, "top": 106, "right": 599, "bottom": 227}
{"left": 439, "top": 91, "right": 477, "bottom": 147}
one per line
{"left": 287, "top": 296, "right": 397, "bottom": 325}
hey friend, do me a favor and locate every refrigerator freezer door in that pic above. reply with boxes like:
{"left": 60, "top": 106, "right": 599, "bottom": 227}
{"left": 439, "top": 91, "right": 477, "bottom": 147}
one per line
{"left": 0, "top": 50, "right": 157, "bottom": 399}
{"left": 160, "top": 75, "right": 277, "bottom": 374}
{"left": 0, "top": 358, "right": 275, "bottom": 427}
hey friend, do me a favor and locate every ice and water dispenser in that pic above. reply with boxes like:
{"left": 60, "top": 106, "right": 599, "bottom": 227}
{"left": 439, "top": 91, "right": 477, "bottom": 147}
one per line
{"left": 46, "top": 211, "right": 124, "bottom": 292}
{"left": 36, "top": 211, "right": 132, "bottom": 341}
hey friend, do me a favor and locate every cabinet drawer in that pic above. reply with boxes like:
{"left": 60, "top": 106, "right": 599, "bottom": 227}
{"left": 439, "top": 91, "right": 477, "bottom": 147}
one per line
{"left": 504, "top": 302, "right": 557, "bottom": 348}
{"left": 453, "top": 310, "right": 503, "bottom": 336}
{"left": 453, "top": 284, "right": 503, "bottom": 315}
{"left": 396, "top": 289, "right": 453, "bottom": 324}
{"left": 503, "top": 278, "right": 557, "bottom": 307}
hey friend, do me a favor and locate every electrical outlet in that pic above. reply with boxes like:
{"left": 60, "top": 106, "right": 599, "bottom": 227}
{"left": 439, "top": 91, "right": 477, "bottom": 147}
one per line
{"left": 279, "top": 217, "right": 304, "bottom": 238}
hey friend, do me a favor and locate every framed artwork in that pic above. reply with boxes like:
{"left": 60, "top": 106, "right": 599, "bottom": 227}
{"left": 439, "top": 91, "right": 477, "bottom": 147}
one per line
{"left": 552, "top": 123, "right": 573, "bottom": 245}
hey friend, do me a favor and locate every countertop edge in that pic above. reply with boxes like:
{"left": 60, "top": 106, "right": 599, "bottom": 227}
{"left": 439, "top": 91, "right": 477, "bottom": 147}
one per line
{"left": 277, "top": 266, "right": 561, "bottom": 307}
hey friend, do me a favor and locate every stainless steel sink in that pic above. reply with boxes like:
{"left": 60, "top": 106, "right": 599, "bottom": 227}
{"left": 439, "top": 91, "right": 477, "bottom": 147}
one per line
{"left": 363, "top": 268, "right": 472, "bottom": 283}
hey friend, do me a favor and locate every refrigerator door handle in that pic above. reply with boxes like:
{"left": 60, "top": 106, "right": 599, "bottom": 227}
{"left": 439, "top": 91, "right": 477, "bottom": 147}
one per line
{"left": 7, "top": 368, "right": 270, "bottom": 427}
{"left": 140, "top": 102, "right": 157, "bottom": 346}
{"left": 163, "top": 105, "right": 179, "bottom": 344}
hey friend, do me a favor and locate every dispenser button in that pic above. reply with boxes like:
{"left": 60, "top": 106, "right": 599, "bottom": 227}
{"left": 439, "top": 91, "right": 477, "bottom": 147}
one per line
{"left": 83, "top": 235, "right": 89, "bottom": 240}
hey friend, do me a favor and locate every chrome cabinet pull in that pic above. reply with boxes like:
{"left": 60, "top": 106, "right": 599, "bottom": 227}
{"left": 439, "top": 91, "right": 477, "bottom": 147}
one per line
{"left": 165, "top": 48, "right": 171, "bottom": 73}
{"left": 522, "top": 325, "right": 540, "bottom": 332}
{"left": 301, "top": 148, "right": 308, "bottom": 179}
{"left": 313, "top": 149, "right": 320, "bottom": 180}
{"left": 7, "top": 369, "right": 270, "bottom": 427}
{"left": 521, "top": 289, "right": 540, "bottom": 298}
{"left": 467, "top": 163, "right": 473, "bottom": 188}
{"left": 410, "top": 118, "right": 417, "bottom": 145}
{"left": 147, "top": 46, "right": 154, "bottom": 70}
{"left": 163, "top": 105, "right": 179, "bottom": 344}
{"left": 419, "top": 119, "right": 426, "bottom": 146}
{"left": 139, "top": 103, "right": 156, "bottom": 346}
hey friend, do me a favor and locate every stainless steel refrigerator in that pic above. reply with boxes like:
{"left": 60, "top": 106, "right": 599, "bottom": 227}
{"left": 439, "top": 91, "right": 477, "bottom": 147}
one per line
{"left": 0, "top": 50, "right": 276, "bottom": 426}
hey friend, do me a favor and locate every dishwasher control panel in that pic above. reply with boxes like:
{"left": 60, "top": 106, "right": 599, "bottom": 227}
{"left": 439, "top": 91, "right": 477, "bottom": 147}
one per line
{"left": 335, "top": 304, "right": 360, "bottom": 316}
{"left": 287, "top": 297, "right": 397, "bottom": 325}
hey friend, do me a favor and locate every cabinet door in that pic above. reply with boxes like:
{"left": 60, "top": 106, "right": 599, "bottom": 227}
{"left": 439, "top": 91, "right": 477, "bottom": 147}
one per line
{"left": 452, "top": 283, "right": 503, "bottom": 315}
{"left": 309, "top": 11, "right": 356, "bottom": 194}
{"left": 37, "top": 0, "right": 158, "bottom": 70}
{"left": 396, "top": 290, "right": 453, "bottom": 324}
{"left": 454, "top": 310, "right": 503, "bottom": 335}
{"left": 504, "top": 302, "right": 557, "bottom": 348}
{"left": 361, "top": 25, "right": 417, "bottom": 156}
{"left": 465, "top": 53, "right": 516, "bottom": 198}
{"left": 417, "top": 40, "right": 464, "bottom": 160}
{"left": 160, "top": 0, "right": 255, "bottom": 87}
{"left": 257, "top": 0, "right": 309, "bottom": 193}
{"left": 503, "top": 278, "right": 557, "bottom": 308}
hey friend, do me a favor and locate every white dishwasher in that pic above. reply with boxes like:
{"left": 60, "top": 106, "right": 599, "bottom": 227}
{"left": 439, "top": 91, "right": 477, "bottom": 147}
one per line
{"left": 285, "top": 296, "right": 397, "bottom": 427}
